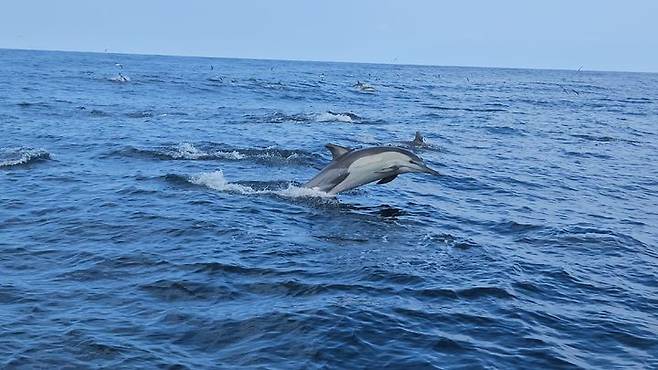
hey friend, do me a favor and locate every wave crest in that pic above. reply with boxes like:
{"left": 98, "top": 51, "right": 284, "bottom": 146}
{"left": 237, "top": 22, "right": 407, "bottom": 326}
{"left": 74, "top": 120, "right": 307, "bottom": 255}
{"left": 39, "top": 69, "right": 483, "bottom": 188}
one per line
{"left": 114, "top": 142, "right": 316, "bottom": 166}
{"left": 315, "top": 111, "right": 360, "bottom": 123}
{"left": 244, "top": 111, "right": 362, "bottom": 124}
{"left": 0, "top": 147, "right": 51, "bottom": 168}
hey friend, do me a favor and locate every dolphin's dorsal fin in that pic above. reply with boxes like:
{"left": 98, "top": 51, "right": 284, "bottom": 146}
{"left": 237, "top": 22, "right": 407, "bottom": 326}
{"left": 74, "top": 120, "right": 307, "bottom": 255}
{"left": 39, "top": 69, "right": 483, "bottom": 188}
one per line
{"left": 413, "top": 131, "right": 425, "bottom": 145}
{"left": 325, "top": 144, "right": 351, "bottom": 160}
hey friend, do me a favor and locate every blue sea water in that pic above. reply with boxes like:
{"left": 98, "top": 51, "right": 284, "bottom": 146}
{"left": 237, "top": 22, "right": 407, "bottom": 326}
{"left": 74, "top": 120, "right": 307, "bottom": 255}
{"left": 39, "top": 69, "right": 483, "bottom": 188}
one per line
{"left": 1, "top": 48, "right": 657, "bottom": 369}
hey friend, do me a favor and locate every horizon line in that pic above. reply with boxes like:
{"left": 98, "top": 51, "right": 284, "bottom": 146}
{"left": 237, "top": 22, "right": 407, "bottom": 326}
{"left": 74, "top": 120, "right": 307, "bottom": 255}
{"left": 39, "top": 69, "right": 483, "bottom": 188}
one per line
{"left": 2, "top": 46, "right": 656, "bottom": 75}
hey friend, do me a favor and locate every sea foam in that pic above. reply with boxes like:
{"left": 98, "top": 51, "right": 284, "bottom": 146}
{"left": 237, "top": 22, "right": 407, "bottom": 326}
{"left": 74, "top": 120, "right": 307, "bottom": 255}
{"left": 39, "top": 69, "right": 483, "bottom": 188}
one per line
{"left": 0, "top": 147, "right": 51, "bottom": 168}
{"left": 190, "top": 170, "right": 332, "bottom": 198}
{"left": 315, "top": 112, "right": 355, "bottom": 123}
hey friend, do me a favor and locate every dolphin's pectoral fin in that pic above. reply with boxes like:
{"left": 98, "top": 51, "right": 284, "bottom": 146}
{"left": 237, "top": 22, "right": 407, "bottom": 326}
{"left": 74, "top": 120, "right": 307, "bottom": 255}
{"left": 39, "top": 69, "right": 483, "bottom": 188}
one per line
{"left": 325, "top": 144, "right": 352, "bottom": 160}
{"left": 377, "top": 174, "right": 398, "bottom": 184}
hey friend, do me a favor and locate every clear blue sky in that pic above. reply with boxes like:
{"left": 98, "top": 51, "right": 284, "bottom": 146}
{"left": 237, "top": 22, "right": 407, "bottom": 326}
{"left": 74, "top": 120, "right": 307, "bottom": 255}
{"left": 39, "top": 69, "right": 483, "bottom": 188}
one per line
{"left": 2, "top": 0, "right": 657, "bottom": 72}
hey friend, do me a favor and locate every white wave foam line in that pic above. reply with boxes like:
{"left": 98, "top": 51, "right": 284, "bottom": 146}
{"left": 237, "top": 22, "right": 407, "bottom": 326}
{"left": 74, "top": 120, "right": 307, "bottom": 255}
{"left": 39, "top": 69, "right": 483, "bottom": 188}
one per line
{"left": 315, "top": 112, "right": 353, "bottom": 123}
{"left": 261, "top": 146, "right": 300, "bottom": 161}
{"left": 0, "top": 148, "right": 50, "bottom": 167}
{"left": 210, "top": 150, "right": 246, "bottom": 160}
{"left": 190, "top": 171, "right": 333, "bottom": 198}
{"left": 250, "top": 152, "right": 298, "bottom": 161}
{"left": 166, "top": 143, "right": 297, "bottom": 162}
{"left": 218, "top": 150, "right": 298, "bottom": 161}
{"left": 167, "top": 142, "right": 207, "bottom": 159}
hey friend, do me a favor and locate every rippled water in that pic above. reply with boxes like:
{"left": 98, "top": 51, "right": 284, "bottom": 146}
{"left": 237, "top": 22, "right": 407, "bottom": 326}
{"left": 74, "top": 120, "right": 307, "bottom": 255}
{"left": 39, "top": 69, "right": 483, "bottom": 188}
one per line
{"left": 1, "top": 49, "right": 657, "bottom": 368}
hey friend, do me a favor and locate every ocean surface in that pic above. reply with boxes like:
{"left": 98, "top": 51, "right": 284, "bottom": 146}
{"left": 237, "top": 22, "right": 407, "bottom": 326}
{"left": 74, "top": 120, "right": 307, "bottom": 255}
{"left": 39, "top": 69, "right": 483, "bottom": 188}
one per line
{"left": 1, "top": 48, "right": 657, "bottom": 369}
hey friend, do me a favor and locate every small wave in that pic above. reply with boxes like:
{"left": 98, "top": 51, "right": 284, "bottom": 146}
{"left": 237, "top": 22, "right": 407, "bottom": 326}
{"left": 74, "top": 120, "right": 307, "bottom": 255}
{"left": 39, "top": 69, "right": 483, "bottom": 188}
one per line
{"left": 516, "top": 225, "right": 650, "bottom": 256}
{"left": 0, "top": 113, "right": 19, "bottom": 121}
{"left": 117, "top": 143, "right": 240, "bottom": 160}
{"left": 125, "top": 111, "right": 154, "bottom": 118}
{"left": 16, "top": 101, "right": 51, "bottom": 109}
{"left": 484, "top": 126, "right": 526, "bottom": 136}
{"left": 571, "top": 134, "right": 616, "bottom": 142}
{"left": 620, "top": 97, "right": 652, "bottom": 104}
{"left": 163, "top": 143, "right": 209, "bottom": 159}
{"left": 190, "top": 170, "right": 333, "bottom": 198}
{"left": 244, "top": 112, "right": 311, "bottom": 124}
{"left": 244, "top": 111, "right": 365, "bottom": 125}
{"left": 316, "top": 111, "right": 360, "bottom": 123}
{"left": 114, "top": 142, "right": 316, "bottom": 165}
{"left": 139, "top": 73, "right": 166, "bottom": 83}
{"left": 424, "top": 105, "right": 507, "bottom": 113}
{"left": 125, "top": 110, "right": 187, "bottom": 118}
{"left": 563, "top": 150, "right": 612, "bottom": 160}
{"left": 109, "top": 74, "right": 130, "bottom": 83}
{"left": 596, "top": 97, "right": 653, "bottom": 105}
{"left": 570, "top": 133, "right": 638, "bottom": 145}
{"left": 423, "top": 232, "right": 479, "bottom": 249}
{"left": 0, "top": 147, "right": 51, "bottom": 168}
{"left": 493, "top": 220, "right": 544, "bottom": 235}
{"left": 89, "top": 109, "right": 111, "bottom": 117}
{"left": 141, "top": 278, "right": 238, "bottom": 301}
{"left": 456, "top": 286, "right": 515, "bottom": 299}
{"left": 207, "top": 75, "right": 226, "bottom": 83}
{"left": 484, "top": 102, "right": 511, "bottom": 108}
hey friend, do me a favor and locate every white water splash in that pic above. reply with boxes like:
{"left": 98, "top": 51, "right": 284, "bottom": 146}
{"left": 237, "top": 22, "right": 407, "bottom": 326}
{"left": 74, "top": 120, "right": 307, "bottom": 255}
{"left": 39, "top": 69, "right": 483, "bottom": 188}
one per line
{"left": 210, "top": 150, "right": 246, "bottom": 160}
{"left": 190, "top": 170, "right": 333, "bottom": 198}
{"left": 190, "top": 170, "right": 256, "bottom": 194}
{"left": 0, "top": 148, "right": 51, "bottom": 167}
{"left": 167, "top": 142, "right": 206, "bottom": 159}
{"left": 316, "top": 112, "right": 354, "bottom": 123}
{"left": 109, "top": 74, "right": 131, "bottom": 82}
{"left": 161, "top": 143, "right": 300, "bottom": 162}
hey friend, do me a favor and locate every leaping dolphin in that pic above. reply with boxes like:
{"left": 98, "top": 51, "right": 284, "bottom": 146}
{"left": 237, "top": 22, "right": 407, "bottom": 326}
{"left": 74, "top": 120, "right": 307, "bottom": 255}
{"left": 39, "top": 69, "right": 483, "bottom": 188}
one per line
{"left": 304, "top": 141, "right": 440, "bottom": 195}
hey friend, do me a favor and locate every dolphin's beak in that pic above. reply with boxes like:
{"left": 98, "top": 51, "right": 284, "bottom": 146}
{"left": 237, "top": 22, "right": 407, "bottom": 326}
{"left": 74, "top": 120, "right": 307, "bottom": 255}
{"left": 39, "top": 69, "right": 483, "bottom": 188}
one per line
{"left": 422, "top": 164, "right": 440, "bottom": 176}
